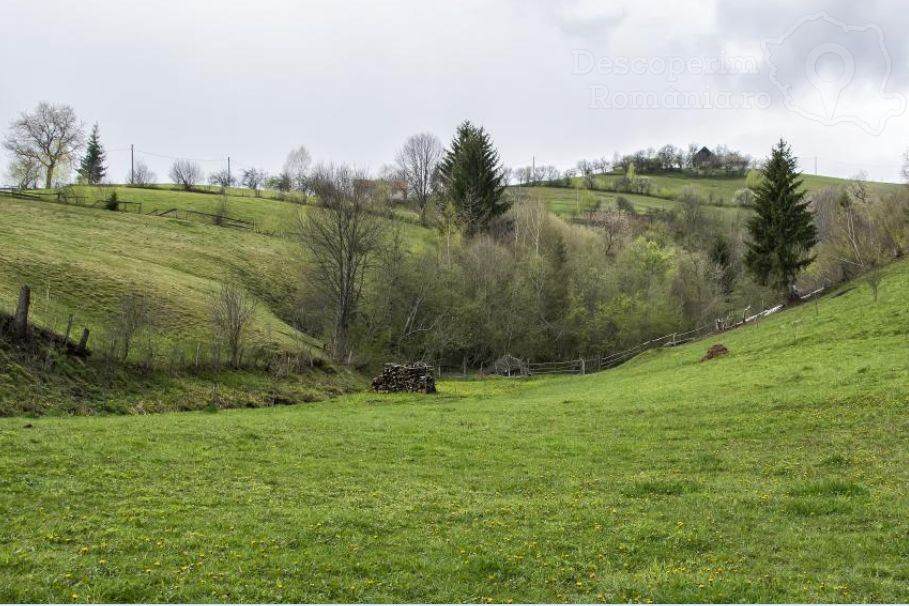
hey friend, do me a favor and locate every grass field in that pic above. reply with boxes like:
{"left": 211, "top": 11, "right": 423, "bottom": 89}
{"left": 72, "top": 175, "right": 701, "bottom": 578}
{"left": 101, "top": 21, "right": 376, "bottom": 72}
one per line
{"left": 0, "top": 188, "right": 434, "bottom": 359}
{"left": 0, "top": 195, "right": 305, "bottom": 353}
{"left": 511, "top": 186, "right": 752, "bottom": 226}
{"left": 521, "top": 172, "right": 903, "bottom": 221}
{"left": 593, "top": 171, "right": 903, "bottom": 203}
{"left": 1, "top": 259, "right": 906, "bottom": 602}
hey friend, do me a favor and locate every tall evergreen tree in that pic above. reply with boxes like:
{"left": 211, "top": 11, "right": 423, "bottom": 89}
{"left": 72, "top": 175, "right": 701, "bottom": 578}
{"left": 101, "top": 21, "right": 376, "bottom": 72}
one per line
{"left": 437, "top": 121, "right": 508, "bottom": 236}
{"left": 78, "top": 123, "right": 106, "bottom": 185}
{"left": 744, "top": 139, "right": 817, "bottom": 300}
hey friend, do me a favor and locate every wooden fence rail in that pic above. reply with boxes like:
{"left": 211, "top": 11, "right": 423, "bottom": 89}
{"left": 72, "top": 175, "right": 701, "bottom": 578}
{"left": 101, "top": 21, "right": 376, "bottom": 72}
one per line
{"left": 433, "top": 287, "right": 826, "bottom": 380}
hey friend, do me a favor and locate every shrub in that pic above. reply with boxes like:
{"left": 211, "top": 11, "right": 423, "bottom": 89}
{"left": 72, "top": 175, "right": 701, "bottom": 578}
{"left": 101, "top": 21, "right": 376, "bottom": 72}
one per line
{"left": 732, "top": 188, "right": 755, "bottom": 207}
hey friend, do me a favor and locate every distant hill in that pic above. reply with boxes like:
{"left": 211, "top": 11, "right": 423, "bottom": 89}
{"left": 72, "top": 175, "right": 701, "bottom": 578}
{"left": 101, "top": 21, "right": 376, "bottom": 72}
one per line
{"left": 512, "top": 171, "right": 903, "bottom": 219}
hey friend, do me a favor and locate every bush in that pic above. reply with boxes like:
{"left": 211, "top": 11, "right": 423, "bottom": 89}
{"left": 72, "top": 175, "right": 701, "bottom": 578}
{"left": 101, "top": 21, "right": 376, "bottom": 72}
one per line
{"left": 105, "top": 191, "right": 119, "bottom": 211}
{"left": 732, "top": 188, "right": 755, "bottom": 207}
{"left": 616, "top": 196, "right": 636, "bottom": 214}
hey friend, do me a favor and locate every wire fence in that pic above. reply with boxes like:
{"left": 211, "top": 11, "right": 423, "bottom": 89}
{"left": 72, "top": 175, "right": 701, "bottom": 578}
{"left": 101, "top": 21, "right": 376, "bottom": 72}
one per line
{"left": 436, "top": 287, "right": 825, "bottom": 380}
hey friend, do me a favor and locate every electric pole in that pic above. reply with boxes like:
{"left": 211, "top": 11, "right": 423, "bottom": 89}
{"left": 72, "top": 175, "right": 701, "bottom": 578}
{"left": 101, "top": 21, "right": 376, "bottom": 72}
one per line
{"left": 227, "top": 156, "right": 231, "bottom": 188}
{"left": 130, "top": 144, "right": 134, "bottom": 185}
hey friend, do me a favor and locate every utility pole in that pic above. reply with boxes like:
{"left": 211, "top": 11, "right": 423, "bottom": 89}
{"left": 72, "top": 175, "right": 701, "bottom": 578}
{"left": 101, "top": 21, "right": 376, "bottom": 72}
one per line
{"left": 130, "top": 144, "right": 134, "bottom": 185}
{"left": 532, "top": 155, "right": 535, "bottom": 185}
{"left": 227, "top": 156, "right": 231, "bottom": 188}
{"left": 814, "top": 156, "right": 818, "bottom": 175}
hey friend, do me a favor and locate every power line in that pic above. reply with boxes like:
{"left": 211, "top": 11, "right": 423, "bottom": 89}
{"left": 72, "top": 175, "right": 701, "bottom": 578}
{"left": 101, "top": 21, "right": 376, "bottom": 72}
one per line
{"left": 135, "top": 149, "right": 226, "bottom": 163}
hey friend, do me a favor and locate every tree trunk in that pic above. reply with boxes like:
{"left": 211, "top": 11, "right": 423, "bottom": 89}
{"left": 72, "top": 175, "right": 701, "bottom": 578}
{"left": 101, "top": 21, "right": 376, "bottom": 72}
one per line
{"left": 14, "top": 285, "right": 30, "bottom": 338}
{"left": 44, "top": 162, "right": 55, "bottom": 189}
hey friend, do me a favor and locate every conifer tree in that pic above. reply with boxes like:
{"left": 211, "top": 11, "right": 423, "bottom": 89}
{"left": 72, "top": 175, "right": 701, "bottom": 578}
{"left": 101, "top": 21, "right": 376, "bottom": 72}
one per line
{"left": 78, "top": 123, "right": 106, "bottom": 185}
{"left": 744, "top": 139, "right": 817, "bottom": 300}
{"left": 437, "top": 121, "right": 508, "bottom": 236}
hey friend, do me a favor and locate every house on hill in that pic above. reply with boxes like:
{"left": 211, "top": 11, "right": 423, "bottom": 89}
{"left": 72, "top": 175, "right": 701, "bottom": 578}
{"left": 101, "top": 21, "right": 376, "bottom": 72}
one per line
{"left": 691, "top": 146, "right": 715, "bottom": 170}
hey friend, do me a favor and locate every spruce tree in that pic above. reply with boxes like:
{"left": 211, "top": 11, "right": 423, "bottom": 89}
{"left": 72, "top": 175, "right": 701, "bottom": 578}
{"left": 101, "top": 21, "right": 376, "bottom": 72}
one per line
{"left": 437, "top": 121, "right": 508, "bottom": 236}
{"left": 78, "top": 123, "right": 106, "bottom": 185}
{"left": 744, "top": 139, "right": 817, "bottom": 300}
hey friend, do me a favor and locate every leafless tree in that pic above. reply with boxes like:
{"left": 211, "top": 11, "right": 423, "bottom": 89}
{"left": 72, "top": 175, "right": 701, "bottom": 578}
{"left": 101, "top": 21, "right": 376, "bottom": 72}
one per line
{"left": 241, "top": 167, "right": 267, "bottom": 197}
{"left": 169, "top": 159, "right": 202, "bottom": 191}
{"left": 208, "top": 169, "right": 234, "bottom": 191}
{"left": 7, "top": 156, "right": 42, "bottom": 189}
{"left": 586, "top": 210, "right": 629, "bottom": 256}
{"left": 396, "top": 133, "right": 442, "bottom": 224}
{"left": 593, "top": 156, "right": 611, "bottom": 175}
{"left": 3, "top": 102, "right": 84, "bottom": 189}
{"left": 128, "top": 159, "right": 156, "bottom": 186}
{"left": 297, "top": 165, "right": 382, "bottom": 362}
{"left": 211, "top": 282, "right": 258, "bottom": 368}
{"left": 577, "top": 159, "right": 595, "bottom": 188}
{"left": 105, "top": 293, "right": 152, "bottom": 362}
{"left": 284, "top": 145, "right": 311, "bottom": 190}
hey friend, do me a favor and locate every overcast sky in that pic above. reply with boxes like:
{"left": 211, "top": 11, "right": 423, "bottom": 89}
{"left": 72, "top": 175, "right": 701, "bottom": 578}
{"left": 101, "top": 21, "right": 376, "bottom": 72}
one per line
{"left": 2, "top": 0, "right": 907, "bottom": 182}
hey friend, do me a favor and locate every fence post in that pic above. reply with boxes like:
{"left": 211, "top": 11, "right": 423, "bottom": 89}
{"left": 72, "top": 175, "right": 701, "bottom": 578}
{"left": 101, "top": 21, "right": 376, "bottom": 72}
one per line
{"left": 77, "top": 328, "right": 90, "bottom": 353}
{"left": 14, "top": 285, "right": 30, "bottom": 338}
{"left": 64, "top": 314, "right": 74, "bottom": 343}
{"left": 579, "top": 358, "right": 585, "bottom": 375}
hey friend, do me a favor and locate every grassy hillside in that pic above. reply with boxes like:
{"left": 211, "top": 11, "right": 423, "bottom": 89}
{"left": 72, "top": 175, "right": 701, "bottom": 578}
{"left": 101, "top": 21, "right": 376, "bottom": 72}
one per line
{"left": 0, "top": 259, "right": 906, "bottom": 602}
{"left": 511, "top": 185, "right": 751, "bottom": 224}
{"left": 0, "top": 195, "right": 305, "bottom": 354}
{"left": 518, "top": 172, "right": 902, "bottom": 220}
{"left": 0, "top": 188, "right": 434, "bottom": 361}
{"left": 597, "top": 171, "right": 902, "bottom": 203}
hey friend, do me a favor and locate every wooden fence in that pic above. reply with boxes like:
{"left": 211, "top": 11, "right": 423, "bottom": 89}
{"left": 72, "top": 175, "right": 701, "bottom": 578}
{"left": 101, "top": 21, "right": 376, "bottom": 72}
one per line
{"left": 147, "top": 207, "right": 253, "bottom": 230}
{"left": 435, "top": 287, "right": 826, "bottom": 380}
{"left": 0, "top": 187, "right": 143, "bottom": 213}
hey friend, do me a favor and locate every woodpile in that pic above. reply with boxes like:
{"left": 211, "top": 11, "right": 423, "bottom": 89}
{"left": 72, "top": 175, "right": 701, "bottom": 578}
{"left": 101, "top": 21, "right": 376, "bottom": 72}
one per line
{"left": 371, "top": 363, "right": 436, "bottom": 393}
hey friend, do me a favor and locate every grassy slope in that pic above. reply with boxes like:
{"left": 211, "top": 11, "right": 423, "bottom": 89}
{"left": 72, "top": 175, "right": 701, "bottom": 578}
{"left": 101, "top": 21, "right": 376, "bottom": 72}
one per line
{"left": 0, "top": 195, "right": 306, "bottom": 353}
{"left": 0, "top": 189, "right": 434, "bottom": 359}
{"left": 0, "top": 260, "right": 906, "bottom": 602}
{"left": 522, "top": 172, "right": 902, "bottom": 219}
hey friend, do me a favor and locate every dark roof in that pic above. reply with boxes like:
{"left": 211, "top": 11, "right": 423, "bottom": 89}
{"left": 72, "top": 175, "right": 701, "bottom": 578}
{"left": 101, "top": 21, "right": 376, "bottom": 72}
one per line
{"left": 692, "top": 146, "right": 715, "bottom": 164}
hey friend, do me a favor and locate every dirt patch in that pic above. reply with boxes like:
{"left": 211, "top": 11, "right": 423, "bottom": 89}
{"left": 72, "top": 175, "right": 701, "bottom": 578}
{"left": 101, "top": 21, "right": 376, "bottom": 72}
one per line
{"left": 700, "top": 343, "right": 729, "bottom": 362}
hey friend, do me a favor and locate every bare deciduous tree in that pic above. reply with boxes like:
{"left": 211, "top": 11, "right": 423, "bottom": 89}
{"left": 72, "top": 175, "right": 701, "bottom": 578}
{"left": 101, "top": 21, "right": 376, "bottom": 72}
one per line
{"left": 3, "top": 102, "right": 84, "bottom": 189}
{"left": 169, "top": 159, "right": 202, "bottom": 191}
{"left": 211, "top": 282, "right": 258, "bottom": 368}
{"left": 7, "top": 156, "right": 42, "bottom": 189}
{"left": 105, "top": 293, "right": 152, "bottom": 362}
{"left": 208, "top": 169, "right": 235, "bottom": 191}
{"left": 284, "top": 145, "right": 311, "bottom": 191}
{"left": 396, "top": 132, "right": 442, "bottom": 224}
{"left": 577, "top": 159, "right": 595, "bottom": 189}
{"left": 128, "top": 159, "right": 156, "bottom": 186}
{"left": 297, "top": 165, "right": 382, "bottom": 362}
{"left": 241, "top": 167, "right": 267, "bottom": 197}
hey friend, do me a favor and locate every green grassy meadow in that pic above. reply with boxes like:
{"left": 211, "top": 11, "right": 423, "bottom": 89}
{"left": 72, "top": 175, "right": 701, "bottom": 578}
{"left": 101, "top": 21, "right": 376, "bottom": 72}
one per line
{"left": 595, "top": 171, "right": 902, "bottom": 203}
{"left": 1, "top": 259, "right": 906, "bottom": 602}
{"left": 0, "top": 195, "right": 306, "bottom": 353}
{"left": 0, "top": 188, "right": 434, "bottom": 359}
{"left": 522, "top": 172, "right": 903, "bottom": 221}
